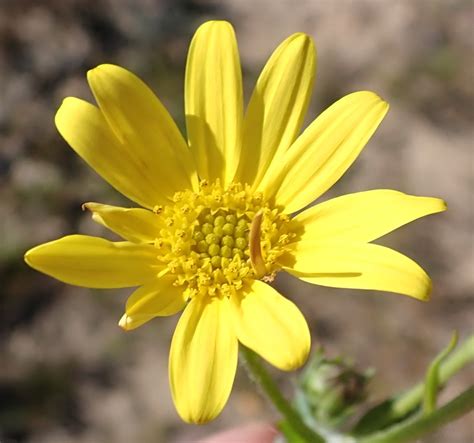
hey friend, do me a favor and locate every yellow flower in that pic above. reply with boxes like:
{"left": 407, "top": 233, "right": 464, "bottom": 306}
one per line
{"left": 24, "top": 21, "right": 446, "bottom": 423}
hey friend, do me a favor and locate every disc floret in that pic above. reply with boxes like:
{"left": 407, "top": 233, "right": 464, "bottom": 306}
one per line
{"left": 154, "top": 180, "right": 295, "bottom": 299}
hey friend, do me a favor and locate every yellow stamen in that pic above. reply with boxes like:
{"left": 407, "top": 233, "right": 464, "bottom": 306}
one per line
{"left": 249, "top": 211, "right": 267, "bottom": 278}
{"left": 152, "top": 180, "right": 294, "bottom": 299}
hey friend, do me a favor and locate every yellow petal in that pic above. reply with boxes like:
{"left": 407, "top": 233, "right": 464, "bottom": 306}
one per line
{"left": 231, "top": 281, "right": 310, "bottom": 371}
{"left": 83, "top": 202, "right": 164, "bottom": 243}
{"left": 294, "top": 190, "right": 447, "bottom": 244}
{"left": 262, "top": 91, "right": 389, "bottom": 213}
{"left": 237, "top": 33, "right": 316, "bottom": 188}
{"left": 185, "top": 21, "right": 243, "bottom": 185}
{"left": 283, "top": 242, "right": 432, "bottom": 300}
{"left": 87, "top": 64, "right": 198, "bottom": 198}
{"left": 24, "top": 235, "right": 158, "bottom": 288}
{"left": 169, "top": 297, "right": 237, "bottom": 423}
{"left": 56, "top": 98, "right": 167, "bottom": 209}
{"left": 119, "top": 276, "right": 187, "bottom": 331}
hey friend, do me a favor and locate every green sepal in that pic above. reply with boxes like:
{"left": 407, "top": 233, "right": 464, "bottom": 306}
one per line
{"left": 296, "top": 348, "right": 372, "bottom": 429}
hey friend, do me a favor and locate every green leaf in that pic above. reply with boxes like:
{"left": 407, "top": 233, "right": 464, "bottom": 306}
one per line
{"left": 351, "top": 396, "right": 419, "bottom": 436}
{"left": 423, "top": 331, "right": 458, "bottom": 414}
{"left": 352, "top": 332, "right": 469, "bottom": 436}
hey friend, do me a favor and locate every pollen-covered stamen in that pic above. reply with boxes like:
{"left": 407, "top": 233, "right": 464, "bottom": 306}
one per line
{"left": 152, "top": 180, "right": 296, "bottom": 299}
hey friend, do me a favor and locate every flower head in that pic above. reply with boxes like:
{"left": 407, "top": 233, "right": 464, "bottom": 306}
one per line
{"left": 24, "top": 21, "right": 446, "bottom": 423}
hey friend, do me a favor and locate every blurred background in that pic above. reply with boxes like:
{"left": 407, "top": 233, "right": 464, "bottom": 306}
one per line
{"left": 0, "top": 0, "right": 473, "bottom": 442}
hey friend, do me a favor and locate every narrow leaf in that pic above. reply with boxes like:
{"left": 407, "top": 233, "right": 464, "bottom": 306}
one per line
{"left": 423, "top": 331, "right": 458, "bottom": 414}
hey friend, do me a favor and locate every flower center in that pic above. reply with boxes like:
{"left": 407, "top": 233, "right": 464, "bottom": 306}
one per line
{"left": 153, "top": 180, "right": 295, "bottom": 299}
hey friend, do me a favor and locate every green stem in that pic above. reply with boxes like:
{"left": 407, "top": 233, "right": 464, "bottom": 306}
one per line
{"left": 357, "top": 386, "right": 474, "bottom": 443}
{"left": 240, "top": 345, "right": 325, "bottom": 443}
{"left": 353, "top": 334, "right": 474, "bottom": 434}
{"left": 393, "top": 334, "right": 474, "bottom": 416}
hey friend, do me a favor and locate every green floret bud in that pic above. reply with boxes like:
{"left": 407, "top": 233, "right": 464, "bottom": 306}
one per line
{"left": 208, "top": 243, "right": 220, "bottom": 257}
{"left": 197, "top": 240, "right": 208, "bottom": 253}
{"left": 213, "top": 225, "right": 224, "bottom": 237}
{"left": 214, "top": 215, "right": 226, "bottom": 227}
{"left": 222, "top": 235, "right": 234, "bottom": 248}
{"left": 202, "top": 223, "right": 213, "bottom": 235}
{"left": 222, "top": 223, "right": 234, "bottom": 235}
{"left": 233, "top": 248, "right": 244, "bottom": 258}
{"left": 221, "top": 245, "right": 232, "bottom": 258}
{"left": 193, "top": 231, "right": 205, "bottom": 242}
{"left": 221, "top": 257, "right": 230, "bottom": 267}
{"left": 159, "top": 182, "right": 290, "bottom": 299}
{"left": 211, "top": 255, "right": 221, "bottom": 268}
{"left": 205, "top": 233, "right": 219, "bottom": 244}
{"left": 236, "top": 237, "right": 247, "bottom": 250}
{"left": 235, "top": 226, "right": 247, "bottom": 238}
{"left": 237, "top": 219, "right": 248, "bottom": 228}
{"left": 226, "top": 214, "right": 237, "bottom": 225}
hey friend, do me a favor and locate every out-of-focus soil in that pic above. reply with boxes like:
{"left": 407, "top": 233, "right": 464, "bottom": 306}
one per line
{"left": 0, "top": 1, "right": 472, "bottom": 442}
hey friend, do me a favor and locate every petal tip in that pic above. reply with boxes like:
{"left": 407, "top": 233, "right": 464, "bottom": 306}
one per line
{"left": 54, "top": 97, "right": 89, "bottom": 133}
{"left": 373, "top": 93, "right": 390, "bottom": 111}
{"left": 178, "top": 411, "right": 214, "bottom": 425}
{"left": 86, "top": 66, "right": 103, "bottom": 85}
{"left": 199, "top": 19, "right": 233, "bottom": 29}
{"left": 354, "top": 90, "right": 389, "bottom": 107}
{"left": 194, "top": 20, "right": 236, "bottom": 40}
{"left": 57, "top": 96, "right": 73, "bottom": 109}
{"left": 87, "top": 64, "right": 117, "bottom": 85}
{"left": 86, "top": 66, "right": 98, "bottom": 80}
{"left": 420, "top": 280, "right": 433, "bottom": 302}
{"left": 280, "top": 336, "right": 311, "bottom": 371}
{"left": 81, "top": 202, "right": 97, "bottom": 212}
{"left": 173, "top": 400, "right": 224, "bottom": 424}
{"left": 24, "top": 248, "right": 33, "bottom": 266}
{"left": 291, "top": 33, "right": 317, "bottom": 62}
{"left": 23, "top": 244, "right": 44, "bottom": 269}
{"left": 292, "top": 32, "right": 315, "bottom": 47}
{"left": 89, "top": 63, "right": 121, "bottom": 74}
{"left": 118, "top": 314, "right": 132, "bottom": 331}
{"left": 54, "top": 97, "right": 74, "bottom": 121}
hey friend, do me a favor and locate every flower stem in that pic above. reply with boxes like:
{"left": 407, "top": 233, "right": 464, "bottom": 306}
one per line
{"left": 240, "top": 345, "right": 325, "bottom": 443}
{"left": 357, "top": 386, "right": 474, "bottom": 443}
